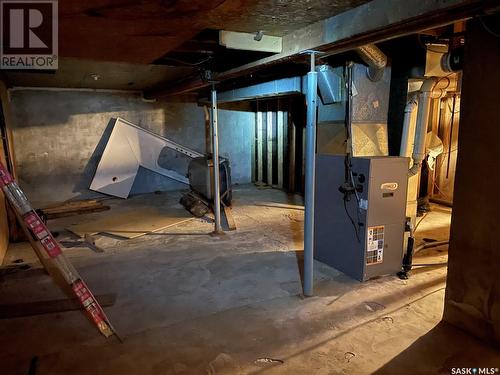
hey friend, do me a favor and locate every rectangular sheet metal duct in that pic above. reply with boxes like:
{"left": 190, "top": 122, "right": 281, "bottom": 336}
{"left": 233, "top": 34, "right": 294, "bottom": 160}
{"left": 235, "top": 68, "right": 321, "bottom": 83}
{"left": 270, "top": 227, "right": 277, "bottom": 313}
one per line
{"left": 90, "top": 118, "right": 203, "bottom": 198}
{"left": 215, "top": 77, "right": 302, "bottom": 103}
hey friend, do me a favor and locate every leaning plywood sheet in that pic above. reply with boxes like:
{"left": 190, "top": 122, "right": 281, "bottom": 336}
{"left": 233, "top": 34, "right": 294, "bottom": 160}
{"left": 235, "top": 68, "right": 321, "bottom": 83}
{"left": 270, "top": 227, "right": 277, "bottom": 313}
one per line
{"left": 90, "top": 118, "right": 203, "bottom": 198}
{"left": 66, "top": 207, "right": 192, "bottom": 239}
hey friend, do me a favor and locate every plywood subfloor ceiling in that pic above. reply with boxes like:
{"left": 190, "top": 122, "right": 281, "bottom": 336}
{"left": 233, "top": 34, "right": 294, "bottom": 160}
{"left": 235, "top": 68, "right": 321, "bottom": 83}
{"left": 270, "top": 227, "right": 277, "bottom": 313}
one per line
{"left": 60, "top": 0, "right": 369, "bottom": 64}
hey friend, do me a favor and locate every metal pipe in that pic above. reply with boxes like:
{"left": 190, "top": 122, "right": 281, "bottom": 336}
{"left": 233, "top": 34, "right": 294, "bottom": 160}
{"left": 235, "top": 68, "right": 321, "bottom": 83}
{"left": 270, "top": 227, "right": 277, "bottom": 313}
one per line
{"left": 412, "top": 262, "right": 448, "bottom": 267}
{"left": 356, "top": 44, "right": 387, "bottom": 82}
{"left": 400, "top": 95, "right": 418, "bottom": 157}
{"left": 211, "top": 87, "right": 222, "bottom": 233}
{"left": 399, "top": 238, "right": 448, "bottom": 279}
{"left": 409, "top": 78, "right": 436, "bottom": 176}
{"left": 303, "top": 53, "right": 318, "bottom": 297}
{"left": 429, "top": 197, "right": 453, "bottom": 207}
{"left": 414, "top": 240, "right": 449, "bottom": 254}
{"left": 346, "top": 63, "right": 353, "bottom": 153}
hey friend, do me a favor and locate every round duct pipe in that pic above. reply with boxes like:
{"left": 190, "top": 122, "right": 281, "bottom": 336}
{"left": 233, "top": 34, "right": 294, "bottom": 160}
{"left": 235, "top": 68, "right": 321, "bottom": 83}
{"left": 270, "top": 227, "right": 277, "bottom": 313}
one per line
{"left": 441, "top": 46, "right": 464, "bottom": 72}
{"left": 356, "top": 44, "right": 387, "bottom": 81}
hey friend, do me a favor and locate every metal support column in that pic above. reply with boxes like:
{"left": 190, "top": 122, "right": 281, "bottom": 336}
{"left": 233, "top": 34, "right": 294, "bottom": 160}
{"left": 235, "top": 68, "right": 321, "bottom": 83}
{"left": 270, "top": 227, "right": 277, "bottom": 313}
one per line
{"left": 303, "top": 53, "right": 318, "bottom": 296}
{"left": 211, "top": 86, "right": 222, "bottom": 233}
{"left": 277, "top": 105, "right": 284, "bottom": 189}
{"left": 267, "top": 110, "right": 273, "bottom": 185}
{"left": 256, "top": 110, "right": 264, "bottom": 183}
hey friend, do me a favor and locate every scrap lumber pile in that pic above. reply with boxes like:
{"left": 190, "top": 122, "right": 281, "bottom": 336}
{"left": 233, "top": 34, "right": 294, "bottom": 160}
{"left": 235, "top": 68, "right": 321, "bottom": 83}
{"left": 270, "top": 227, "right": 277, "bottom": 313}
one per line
{"left": 41, "top": 199, "right": 110, "bottom": 220}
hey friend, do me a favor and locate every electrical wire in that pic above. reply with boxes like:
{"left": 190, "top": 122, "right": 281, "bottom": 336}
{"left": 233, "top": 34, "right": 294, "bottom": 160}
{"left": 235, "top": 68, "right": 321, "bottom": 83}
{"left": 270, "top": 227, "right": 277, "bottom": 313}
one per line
{"left": 414, "top": 212, "right": 429, "bottom": 233}
{"left": 479, "top": 15, "right": 500, "bottom": 38}
{"left": 350, "top": 170, "right": 360, "bottom": 203}
{"left": 344, "top": 62, "right": 354, "bottom": 147}
{"left": 431, "top": 94, "right": 460, "bottom": 200}
{"left": 162, "top": 55, "right": 213, "bottom": 67}
{"left": 341, "top": 61, "right": 363, "bottom": 243}
{"left": 431, "top": 154, "right": 455, "bottom": 202}
{"left": 440, "top": 147, "right": 458, "bottom": 156}
{"left": 343, "top": 198, "right": 360, "bottom": 243}
{"left": 349, "top": 168, "right": 364, "bottom": 236}
{"left": 430, "top": 74, "right": 454, "bottom": 97}
{"left": 432, "top": 180, "right": 453, "bottom": 202}
{"left": 417, "top": 34, "right": 448, "bottom": 54}
{"left": 447, "top": 96, "right": 460, "bottom": 113}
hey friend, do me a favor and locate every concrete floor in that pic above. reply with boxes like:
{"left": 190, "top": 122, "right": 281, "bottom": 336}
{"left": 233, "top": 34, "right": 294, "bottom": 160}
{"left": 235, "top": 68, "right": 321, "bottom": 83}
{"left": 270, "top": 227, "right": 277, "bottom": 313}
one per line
{"left": 0, "top": 185, "right": 498, "bottom": 374}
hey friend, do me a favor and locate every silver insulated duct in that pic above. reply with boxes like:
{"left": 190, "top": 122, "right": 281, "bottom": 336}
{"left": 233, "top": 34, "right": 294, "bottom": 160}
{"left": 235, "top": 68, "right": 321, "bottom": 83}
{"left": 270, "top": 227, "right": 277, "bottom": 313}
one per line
{"left": 356, "top": 44, "right": 387, "bottom": 82}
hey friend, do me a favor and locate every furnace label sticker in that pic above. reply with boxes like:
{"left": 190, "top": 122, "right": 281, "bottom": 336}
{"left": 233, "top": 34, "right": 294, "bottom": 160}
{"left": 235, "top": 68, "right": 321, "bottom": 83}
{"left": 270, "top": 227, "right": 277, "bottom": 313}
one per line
{"left": 366, "top": 225, "right": 384, "bottom": 265}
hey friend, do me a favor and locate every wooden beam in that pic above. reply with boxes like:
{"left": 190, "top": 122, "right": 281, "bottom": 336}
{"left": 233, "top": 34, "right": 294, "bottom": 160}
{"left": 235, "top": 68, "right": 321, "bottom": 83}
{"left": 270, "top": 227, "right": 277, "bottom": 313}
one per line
{"left": 219, "top": 31, "right": 282, "bottom": 53}
{"left": 219, "top": 0, "right": 498, "bottom": 80}
{"left": 173, "top": 39, "right": 220, "bottom": 54}
{"left": 146, "top": 0, "right": 500, "bottom": 98}
{"left": 222, "top": 205, "right": 236, "bottom": 231}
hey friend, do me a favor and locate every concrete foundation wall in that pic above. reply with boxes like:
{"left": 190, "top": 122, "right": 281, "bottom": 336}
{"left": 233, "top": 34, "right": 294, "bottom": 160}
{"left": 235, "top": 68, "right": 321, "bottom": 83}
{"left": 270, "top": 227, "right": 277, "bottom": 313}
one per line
{"left": 443, "top": 18, "right": 500, "bottom": 347}
{"left": 9, "top": 90, "right": 254, "bottom": 205}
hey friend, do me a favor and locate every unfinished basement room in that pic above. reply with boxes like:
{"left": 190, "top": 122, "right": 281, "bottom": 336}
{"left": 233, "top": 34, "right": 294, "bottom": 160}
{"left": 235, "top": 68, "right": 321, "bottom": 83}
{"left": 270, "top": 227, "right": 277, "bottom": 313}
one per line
{"left": 0, "top": 1, "right": 499, "bottom": 374}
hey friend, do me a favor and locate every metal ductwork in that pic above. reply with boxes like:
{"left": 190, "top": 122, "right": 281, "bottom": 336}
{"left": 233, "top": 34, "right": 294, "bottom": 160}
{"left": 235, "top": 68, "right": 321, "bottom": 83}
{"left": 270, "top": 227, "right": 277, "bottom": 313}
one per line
{"left": 316, "top": 64, "right": 343, "bottom": 104}
{"left": 356, "top": 44, "right": 387, "bottom": 82}
{"left": 441, "top": 46, "right": 464, "bottom": 72}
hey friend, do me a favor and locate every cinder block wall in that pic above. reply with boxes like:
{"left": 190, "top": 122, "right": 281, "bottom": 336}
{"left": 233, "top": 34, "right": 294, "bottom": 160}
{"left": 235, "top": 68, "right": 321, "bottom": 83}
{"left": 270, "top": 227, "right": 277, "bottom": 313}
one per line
{"left": 8, "top": 90, "right": 255, "bottom": 205}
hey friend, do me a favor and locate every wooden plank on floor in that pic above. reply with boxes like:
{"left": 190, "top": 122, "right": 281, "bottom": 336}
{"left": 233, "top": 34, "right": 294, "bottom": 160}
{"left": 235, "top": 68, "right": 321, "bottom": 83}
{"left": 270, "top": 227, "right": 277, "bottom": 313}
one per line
{"left": 43, "top": 205, "right": 110, "bottom": 220}
{"left": 66, "top": 207, "right": 192, "bottom": 239}
{"left": 0, "top": 266, "right": 47, "bottom": 280}
{"left": 254, "top": 202, "right": 304, "bottom": 210}
{"left": 222, "top": 205, "right": 236, "bottom": 231}
{"left": 41, "top": 199, "right": 102, "bottom": 210}
{"left": 0, "top": 294, "right": 116, "bottom": 319}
